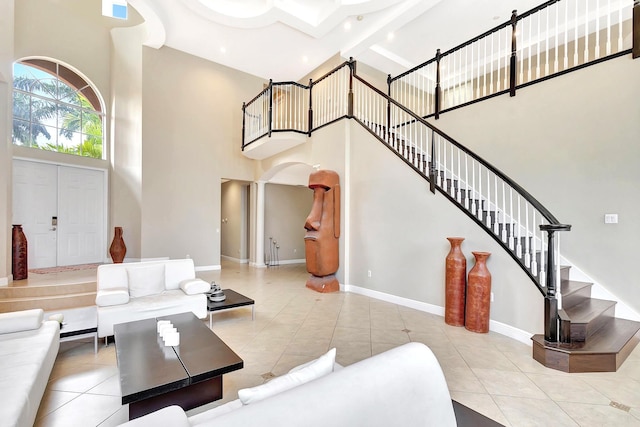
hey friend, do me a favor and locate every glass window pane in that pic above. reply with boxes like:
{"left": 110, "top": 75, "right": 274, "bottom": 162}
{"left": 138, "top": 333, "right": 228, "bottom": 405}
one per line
{"left": 13, "top": 92, "right": 30, "bottom": 120}
{"left": 82, "top": 110, "right": 103, "bottom": 136}
{"left": 35, "top": 124, "right": 56, "bottom": 149}
{"left": 12, "top": 118, "right": 32, "bottom": 145}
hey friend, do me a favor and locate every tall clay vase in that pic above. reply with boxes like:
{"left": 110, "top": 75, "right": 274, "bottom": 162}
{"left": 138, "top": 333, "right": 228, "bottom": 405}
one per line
{"left": 465, "top": 251, "right": 492, "bottom": 333}
{"left": 109, "top": 227, "right": 126, "bottom": 263}
{"left": 12, "top": 225, "right": 28, "bottom": 280}
{"left": 445, "top": 237, "right": 466, "bottom": 326}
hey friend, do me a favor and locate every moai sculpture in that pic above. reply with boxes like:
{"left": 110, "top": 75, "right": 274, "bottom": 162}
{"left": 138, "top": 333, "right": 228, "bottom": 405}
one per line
{"left": 304, "top": 170, "right": 340, "bottom": 293}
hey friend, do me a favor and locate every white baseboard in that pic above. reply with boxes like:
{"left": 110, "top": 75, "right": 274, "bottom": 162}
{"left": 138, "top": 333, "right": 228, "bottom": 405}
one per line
{"left": 0, "top": 276, "right": 8, "bottom": 287}
{"left": 344, "top": 284, "right": 533, "bottom": 346}
{"left": 221, "top": 255, "right": 249, "bottom": 264}
{"left": 195, "top": 265, "right": 221, "bottom": 272}
{"left": 267, "top": 259, "right": 306, "bottom": 266}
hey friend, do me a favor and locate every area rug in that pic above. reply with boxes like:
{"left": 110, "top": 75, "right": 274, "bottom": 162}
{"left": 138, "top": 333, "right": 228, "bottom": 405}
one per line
{"left": 29, "top": 263, "right": 103, "bottom": 274}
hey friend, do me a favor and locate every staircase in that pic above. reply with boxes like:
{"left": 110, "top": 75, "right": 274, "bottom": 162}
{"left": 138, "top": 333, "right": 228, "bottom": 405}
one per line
{"left": 532, "top": 266, "right": 640, "bottom": 372}
{"left": 0, "top": 281, "right": 97, "bottom": 313}
{"left": 242, "top": 0, "right": 640, "bottom": 373}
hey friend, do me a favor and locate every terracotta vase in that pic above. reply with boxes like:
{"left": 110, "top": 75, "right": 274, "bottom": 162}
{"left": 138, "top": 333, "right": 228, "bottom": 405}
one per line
{"left": 12, "top": 225, "right": 28, "bottom": 280}
{"left": 109, "top": 226, "right": 126, "bottom": 263}
{"left": 465, "top": 251, "right": 491, "bottom": 333}
{"left": 445, "top": 237, "right": 466, "bottom": 326}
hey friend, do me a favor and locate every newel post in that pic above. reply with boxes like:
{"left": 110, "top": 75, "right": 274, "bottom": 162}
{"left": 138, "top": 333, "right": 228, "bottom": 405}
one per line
{"left": 510, "top": 10, "right": 518, "bottom": 97}
{"left": 348, "top": 58, "right": 355, "bottom": 118}
{"left": 540, "top": 223, "right": 572, "bottom": 343}
{"left": 241, "top": 102, "right": 246, "bottom": 151}
{"left": 633, "top": 0, "right": 639, "bottom": 59}
{"left": 308, "top": 78, "right": 313, "bottom": 135}
{"left": 435, "top": 49, "right": 442, "bottom": 120}
{"left": 267, "top": 79, "right": 273, "bottom": 137}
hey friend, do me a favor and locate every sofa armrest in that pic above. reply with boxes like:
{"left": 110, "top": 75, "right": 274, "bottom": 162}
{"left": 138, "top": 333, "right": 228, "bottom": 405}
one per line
{"left": 0, "top": 309, "right": 44, "bottom": 334}
{"left": 95, "top": 287, "right": 130, "bottom": 307}
{"left": 179, "top": 278, "right": 210, "bottom": 295}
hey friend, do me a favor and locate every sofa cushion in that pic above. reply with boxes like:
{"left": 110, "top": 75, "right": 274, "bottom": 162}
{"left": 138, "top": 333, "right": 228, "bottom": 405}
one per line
{"left": 95, "top": 287, "right": 130, "bottom": 307}
{"left": 179, "top": 278, "right": 210, "bottom": 295}
{"left": 127, "top": 264, "right": 165, "bottom": 298}
{"left": 189, "top": 399, "right": 243, "bottom": 424}
{"left": 0, "top": 309, "right": 44, "bottom": 334}
{"left": 118, "top": 405, "right": 189, "bottom": 427}
{"left": 238, "top": 348, "right": 336, "bottom": 405}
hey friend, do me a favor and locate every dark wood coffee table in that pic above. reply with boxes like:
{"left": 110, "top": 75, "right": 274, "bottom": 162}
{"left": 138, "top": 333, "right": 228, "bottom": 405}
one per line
{"left": 114, "top": 312, "right": 243, "bottom": 420}
{"left": 207, "top": 289, "right": 255, "bottom": 329}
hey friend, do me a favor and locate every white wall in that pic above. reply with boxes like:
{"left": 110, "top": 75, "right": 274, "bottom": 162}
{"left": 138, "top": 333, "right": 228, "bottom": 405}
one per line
{"left": 0, "top": 0, "right": 12, "bottom": 283}
{"left": 264, "top": 183, "right": 310, "bottom": 263}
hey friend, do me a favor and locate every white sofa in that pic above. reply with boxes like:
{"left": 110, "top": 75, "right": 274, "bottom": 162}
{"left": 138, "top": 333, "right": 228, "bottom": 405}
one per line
{"left": 0, "top": 309, "right": 60, "bottom": 427}
{"left": 118, "top": 342, "right": 457, "bottom": 427}
{"left": 96, "top": 259, "right": 209, "bottom": 340}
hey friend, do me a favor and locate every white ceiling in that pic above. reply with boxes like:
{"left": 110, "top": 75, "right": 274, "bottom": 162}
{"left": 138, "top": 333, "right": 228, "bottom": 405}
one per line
{"left": 128, "top": 0, "right": 543, "bottom": 82}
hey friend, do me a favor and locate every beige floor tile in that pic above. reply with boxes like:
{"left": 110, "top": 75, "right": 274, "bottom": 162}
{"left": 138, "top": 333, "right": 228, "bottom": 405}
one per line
{"left": 332, "top": 340, "right": 372, "bottom": 366}
{"left": 442, "top": 365, "right": 487, "bottom": 393}
{"left": 370, "top": 328, "right": 410, "bottom": 345}
{"left": 557, "top": 401, "right": 640, "bottom": 427}
{"left": 525, "top": 373, "right": 610, "bottom": 404}
{"left": 457, "top": 345, "right": 520, "bottom": 372}
{"left": 86, "top": 373, "right": 121, "bottom": 397}
{"left": 96, "top": 406, "right": 129, "bottom": 427}
{"left": 34, "top": 393, "right": 122, "bottom": 427}
{"left": 333, "top": 326, "right": 371, "bottom": 342}
{"left": 47, "top": 364, "right": 120, "bottom": 394}
{"left": 473, "top": 368, "right": 547, "bottom": 399}
{"left": 502, "top": 349, "right": 571, "bottom": 375}
{"left": 493, "top": 395, "right": 579, "bottom": 427}
{"left": 285, "top": 336, "right": 332, "bottom": 357}
{"left": 371, "top": 341, "right": 401, "bottom": 356}
{"left": 35, "top": 390, "right": 81, "bottom": 420}
{"left": 450, "top": 391, "right": 511, "bottom": 427}
{"left": 579, "top": 376, "right": 640, "bottom": 408}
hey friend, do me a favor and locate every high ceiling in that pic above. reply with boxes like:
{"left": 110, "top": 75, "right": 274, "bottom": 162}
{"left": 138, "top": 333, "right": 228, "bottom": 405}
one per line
{"left": 128, "top": 0, "right": 543, "bottom": 81}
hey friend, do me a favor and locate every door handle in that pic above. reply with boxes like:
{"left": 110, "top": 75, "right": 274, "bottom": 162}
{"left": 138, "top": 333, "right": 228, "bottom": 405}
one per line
{"left": 50, "top": 227, "right": 57, "bottom": 231}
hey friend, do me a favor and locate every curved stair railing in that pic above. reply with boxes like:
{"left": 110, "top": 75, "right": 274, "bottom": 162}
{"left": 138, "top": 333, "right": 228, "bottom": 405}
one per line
{"left": 242, "top": 59, "right": 571, "bottom": 343}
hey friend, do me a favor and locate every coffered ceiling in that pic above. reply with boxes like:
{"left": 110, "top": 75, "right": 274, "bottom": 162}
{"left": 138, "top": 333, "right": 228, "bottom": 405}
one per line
{"left": 128, "top": 0, "right": 542, "bottom": 81}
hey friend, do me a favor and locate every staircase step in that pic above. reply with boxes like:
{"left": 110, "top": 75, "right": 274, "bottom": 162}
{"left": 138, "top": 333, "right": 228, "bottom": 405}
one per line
{"left": 0, "top": 292, "right": 97, "bottom": 313}
{"left": 565, "top": 298, "right": 616, "bottom": 342}
{"left": 561, "top": 280, "right": 593, "bottom": 309}
{"left": 532, "top": 318, "right": 640, "bottom": 372}
{"left": 0, "top": 281, "right": 96, "bottom": 298}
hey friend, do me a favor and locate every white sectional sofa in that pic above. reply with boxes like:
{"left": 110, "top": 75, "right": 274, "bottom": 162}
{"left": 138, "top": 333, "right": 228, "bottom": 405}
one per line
{"left": 96, "top": 259, "right": 209, "bottom": 340}
{"left": 0, "top": 309, "right": 60, "bottom": 427}
{"left": 118, "top": 342, "right": 457, "bottom": 427}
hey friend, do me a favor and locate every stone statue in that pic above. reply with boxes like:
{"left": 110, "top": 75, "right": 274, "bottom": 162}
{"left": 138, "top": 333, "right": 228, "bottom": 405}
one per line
{"left": 304, "top": 169, "right": 340, "bottom": 292}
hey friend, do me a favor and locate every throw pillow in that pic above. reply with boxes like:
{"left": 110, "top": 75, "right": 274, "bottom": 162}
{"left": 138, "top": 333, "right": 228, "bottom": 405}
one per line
{"left": 179, "top": 278, "right": 210, "bottom": 295}
{"left": 127, "top": 264, "right": 165, "bottom": 298}
{"left": 95, "top": 287, "right": 130, "bottom": 307}
{"left": 238, "top": 348, "right": 336, "bottom": 405}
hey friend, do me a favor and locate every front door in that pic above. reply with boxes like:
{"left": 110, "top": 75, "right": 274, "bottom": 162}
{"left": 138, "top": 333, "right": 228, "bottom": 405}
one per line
{"left": 12, "top": 159, "right": 106, "bottom": 268}
{"left": 12, "top": 160, "right": 58, "bottom": 268}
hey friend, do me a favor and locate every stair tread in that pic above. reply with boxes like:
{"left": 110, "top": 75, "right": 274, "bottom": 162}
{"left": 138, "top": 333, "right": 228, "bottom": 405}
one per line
{"left": 533, "top": 318, "right": 640, "bottom": 354}
{"left": 561, "top": 280, "right": 592, "bottom": 295}
{"left": 564, "top": 298, "right": 616, "bottom": 324}
{"left": 0, "top": 291, "right": 96, "bottom": 303}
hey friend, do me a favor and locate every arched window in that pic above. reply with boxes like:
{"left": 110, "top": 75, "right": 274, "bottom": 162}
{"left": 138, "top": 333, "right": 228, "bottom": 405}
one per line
{"left": 12, "top": 59, "right": 105, "bottom": 159}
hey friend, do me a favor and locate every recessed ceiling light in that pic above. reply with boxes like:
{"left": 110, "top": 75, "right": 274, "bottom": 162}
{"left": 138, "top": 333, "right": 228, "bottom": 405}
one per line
{"left": 344, "top": 21, "right": 352, "bottom": 31}
{"left": 302, "top": 56, "right": 308, "bottom": 63}
{"left": 220, "top": 47, "right": 226, "bottom": 54}
{"left": 387, "top": 32, "right": 394, "bottom": 41}
{"left": 357, "top": 15, "right": 363, "bottom": 21}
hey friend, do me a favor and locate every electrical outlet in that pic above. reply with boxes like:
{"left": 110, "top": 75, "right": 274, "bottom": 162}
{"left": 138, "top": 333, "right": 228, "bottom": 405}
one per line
{"left": 367, "top": 270, "right": 372, "bottom": 278}
{"left": 604, "top": 214, "right": 618, "bottom": 224}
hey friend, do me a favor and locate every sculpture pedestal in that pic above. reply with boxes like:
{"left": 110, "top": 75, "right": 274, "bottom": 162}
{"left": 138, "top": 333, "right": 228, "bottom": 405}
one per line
{"left": 306, "top": 275, "right": 339, "bottom": 293}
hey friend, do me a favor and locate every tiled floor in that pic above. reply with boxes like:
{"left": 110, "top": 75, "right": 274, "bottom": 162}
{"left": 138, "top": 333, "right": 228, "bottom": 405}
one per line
{"left": 32, "top": 261, "right": 640, "bottom": 426}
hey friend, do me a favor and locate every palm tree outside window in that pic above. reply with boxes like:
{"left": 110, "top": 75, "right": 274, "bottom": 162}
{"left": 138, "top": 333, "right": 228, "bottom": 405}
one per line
{"left": 12, "top": 59, "right": 105, "bottom": 159}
